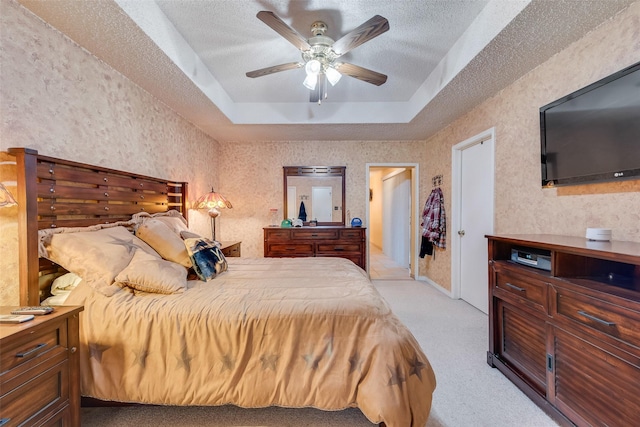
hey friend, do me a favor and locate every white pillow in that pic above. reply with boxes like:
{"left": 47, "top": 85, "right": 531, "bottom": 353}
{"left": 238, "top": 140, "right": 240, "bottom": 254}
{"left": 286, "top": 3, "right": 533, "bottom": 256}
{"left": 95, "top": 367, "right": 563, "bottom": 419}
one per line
{"left": 51, "top": 272, "right": 82, "bottom": 295}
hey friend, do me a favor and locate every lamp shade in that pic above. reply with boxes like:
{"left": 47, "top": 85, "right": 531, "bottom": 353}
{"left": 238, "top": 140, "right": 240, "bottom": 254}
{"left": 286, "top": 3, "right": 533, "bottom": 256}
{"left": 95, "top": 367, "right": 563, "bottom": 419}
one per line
{"left": 195, "top": 189, "right": 232, "bottom": 210}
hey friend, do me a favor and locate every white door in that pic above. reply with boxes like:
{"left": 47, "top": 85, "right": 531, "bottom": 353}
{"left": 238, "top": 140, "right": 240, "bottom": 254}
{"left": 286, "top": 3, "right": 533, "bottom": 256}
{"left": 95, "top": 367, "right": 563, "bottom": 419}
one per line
{"left": 382, "top": 170, "right": 411, "bottom": 268}
{"left": 454, "top": 130, "right": 494, "bottom": 313}
{"left": 312, "top": 186, "right": 332, "bottom": 222}
{"left": 287, "top": 186, "right": 297, "bottom": 219}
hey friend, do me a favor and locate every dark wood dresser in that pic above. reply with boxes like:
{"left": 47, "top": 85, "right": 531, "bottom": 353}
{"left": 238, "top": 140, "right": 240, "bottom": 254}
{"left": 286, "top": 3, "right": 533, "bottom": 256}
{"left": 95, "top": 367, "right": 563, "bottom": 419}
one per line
{"left": 0, "top": 305, "right": 83, "bottom": 426}
{"left": 486, "top": 234, "right": 639, "bottom": 427}
{"left": 264, "top": 226, "right": 366, "bottom": 270}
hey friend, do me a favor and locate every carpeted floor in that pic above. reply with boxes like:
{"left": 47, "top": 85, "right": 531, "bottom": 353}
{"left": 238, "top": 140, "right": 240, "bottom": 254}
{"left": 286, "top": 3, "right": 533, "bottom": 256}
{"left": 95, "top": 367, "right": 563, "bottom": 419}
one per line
{"left": 80, "top": 279, "right": 559, "bottom": 426}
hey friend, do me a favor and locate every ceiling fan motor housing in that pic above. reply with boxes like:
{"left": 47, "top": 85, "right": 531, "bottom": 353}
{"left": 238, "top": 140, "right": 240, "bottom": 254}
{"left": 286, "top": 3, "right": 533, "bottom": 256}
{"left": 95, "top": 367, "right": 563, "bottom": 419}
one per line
{"left": 303, "top": 22, "right": 337, "bottom": 73}
{"left": 310, "top": 21, "right": 327, "bottom": 36}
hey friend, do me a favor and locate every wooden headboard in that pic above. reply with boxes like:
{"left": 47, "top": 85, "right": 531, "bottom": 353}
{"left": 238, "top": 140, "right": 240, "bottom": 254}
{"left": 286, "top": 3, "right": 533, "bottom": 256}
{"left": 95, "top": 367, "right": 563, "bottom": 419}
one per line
{"left": 8, "top": 147, "right": 188, "bottom": 305}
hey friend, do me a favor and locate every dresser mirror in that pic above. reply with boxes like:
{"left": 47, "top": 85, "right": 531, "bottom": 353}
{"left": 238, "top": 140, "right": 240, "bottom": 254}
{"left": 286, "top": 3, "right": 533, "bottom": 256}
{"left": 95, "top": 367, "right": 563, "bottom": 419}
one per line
{"left": 283, "top": 166, "right": 345, "bottom": 226}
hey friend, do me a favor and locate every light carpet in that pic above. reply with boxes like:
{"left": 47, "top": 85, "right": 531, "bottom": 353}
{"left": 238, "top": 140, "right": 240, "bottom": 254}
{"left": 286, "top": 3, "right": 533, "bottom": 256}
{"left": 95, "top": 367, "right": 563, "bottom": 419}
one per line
{"left": 80, "top": 279, "right": 559, "bottom": 426}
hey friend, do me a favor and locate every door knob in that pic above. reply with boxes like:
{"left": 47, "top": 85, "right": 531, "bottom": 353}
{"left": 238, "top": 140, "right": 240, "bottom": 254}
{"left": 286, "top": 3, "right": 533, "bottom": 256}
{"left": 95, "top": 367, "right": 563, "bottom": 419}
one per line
{"left": 458, "top": 230, "right": 465, "bottom": 236}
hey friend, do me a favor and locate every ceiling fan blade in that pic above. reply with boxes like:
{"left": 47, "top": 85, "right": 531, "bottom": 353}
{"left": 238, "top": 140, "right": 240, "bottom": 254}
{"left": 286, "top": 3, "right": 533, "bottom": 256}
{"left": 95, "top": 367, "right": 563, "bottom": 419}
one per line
{"left": 336, "top": 63, "right": 387, "bottom": 86}
{"left": 257, "top": 11, "right": 311, "bottom": 51}
{"left": 332, "top": 15, "right": 389, "bottom": 56}
{"left": 246, "top": 62, "right": 302, "bottom": 78}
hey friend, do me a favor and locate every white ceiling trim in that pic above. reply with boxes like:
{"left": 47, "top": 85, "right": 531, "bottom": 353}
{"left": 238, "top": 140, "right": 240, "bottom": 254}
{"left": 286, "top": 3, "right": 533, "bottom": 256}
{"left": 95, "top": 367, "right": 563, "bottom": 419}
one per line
{"left": 116, "top": 0, "right": 528, "bottom": 126}
{"left": 115, "top": 0, "right": 237, "bottom": 118}
{"left": 407, "top": 0, "right": 531, "bottom": 118}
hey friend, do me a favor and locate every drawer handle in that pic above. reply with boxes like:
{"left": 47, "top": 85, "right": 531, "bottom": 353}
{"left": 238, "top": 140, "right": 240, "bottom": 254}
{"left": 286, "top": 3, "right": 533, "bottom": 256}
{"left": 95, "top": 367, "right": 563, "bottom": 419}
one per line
{"left": 505, "top": 282, "right": 525, "bottom": 292}
{"left": 334, "top": 247, "right": 344, "bottom": 251}
{"left": 285, "top": 247, "right": 297, "bottom": 251}
{"left": 16, "top": 342, "right": 47, "bottom": 358}
{"left": 577, "top": 310, "right": 616, "bottom": 327}
{"left": 0, "top": 418, "right": 10, "bottom": 426}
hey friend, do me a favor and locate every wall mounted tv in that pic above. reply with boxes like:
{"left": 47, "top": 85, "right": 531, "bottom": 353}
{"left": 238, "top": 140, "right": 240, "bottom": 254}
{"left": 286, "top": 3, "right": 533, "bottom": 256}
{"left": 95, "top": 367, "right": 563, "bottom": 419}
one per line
{"left": 540, "top": 61, "right": 640, "bottom": 187}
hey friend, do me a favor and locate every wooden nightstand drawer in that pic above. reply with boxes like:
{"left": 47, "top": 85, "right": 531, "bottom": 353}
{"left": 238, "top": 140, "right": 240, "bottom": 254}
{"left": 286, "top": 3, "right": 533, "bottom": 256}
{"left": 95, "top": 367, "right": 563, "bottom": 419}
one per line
{"left": 0, "top": 306, "right": 83, "bottom": 427}
{"left": 1, "top": 319, "right": 66, "bottom": 375}
{"left": 219, "top": 241, "right": 241, "bottom": 257}
{"left": 1, "top": 356, "right": 69, "bottom": 427}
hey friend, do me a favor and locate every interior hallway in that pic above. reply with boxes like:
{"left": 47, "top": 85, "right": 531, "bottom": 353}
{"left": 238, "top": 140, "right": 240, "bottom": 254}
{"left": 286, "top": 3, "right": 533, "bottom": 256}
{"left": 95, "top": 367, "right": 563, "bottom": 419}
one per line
{"left": 369, "top": 244, "right": 412, "bottom": 280}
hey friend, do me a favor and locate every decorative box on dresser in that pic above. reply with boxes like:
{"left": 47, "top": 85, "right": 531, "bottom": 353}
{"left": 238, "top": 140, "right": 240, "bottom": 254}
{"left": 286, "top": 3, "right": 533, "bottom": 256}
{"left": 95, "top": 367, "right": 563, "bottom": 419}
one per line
{"left": 486, "top": 234, "right": 640, "bottom": 427}
{"left": 264, "top": 226, "right": 366, "bottom": 270}
{"left": 0, "top": 306, "right": 83, "bottom": 427}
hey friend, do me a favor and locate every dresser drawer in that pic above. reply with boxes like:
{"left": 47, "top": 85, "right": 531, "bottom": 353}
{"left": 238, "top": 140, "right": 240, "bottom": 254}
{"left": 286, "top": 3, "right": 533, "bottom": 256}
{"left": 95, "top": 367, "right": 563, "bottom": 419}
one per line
{"left": 1, "top": 319, "right": 66, "bottom": 376}
{"left": 291, "top": 229, "right": 338, "bottom": 240}
{"left": 340, "top": 229, "right": 363, "bottom": 239}
{"left": 266, "top": 243, "right": 314, "bottom": 256}
{"left": 494, "top": 270, "right": 548, "bottom": 312}
{"left": 555, "top": 287, "right": 640, "bottom": 349}
{"left": 0, "top": 355, "right": 69, "bottom": 427}
{"left": 316, "top": 243, "right": 362, "bottom": 254}
{"left": 264, "top": 229, "right": 291, "bottom": 241}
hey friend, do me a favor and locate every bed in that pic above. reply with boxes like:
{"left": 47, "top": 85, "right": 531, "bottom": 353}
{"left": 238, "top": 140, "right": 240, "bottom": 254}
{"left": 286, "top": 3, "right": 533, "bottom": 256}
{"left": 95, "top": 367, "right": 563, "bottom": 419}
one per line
{"left": 10, "top": 147, "right": 436, "bottom": 427}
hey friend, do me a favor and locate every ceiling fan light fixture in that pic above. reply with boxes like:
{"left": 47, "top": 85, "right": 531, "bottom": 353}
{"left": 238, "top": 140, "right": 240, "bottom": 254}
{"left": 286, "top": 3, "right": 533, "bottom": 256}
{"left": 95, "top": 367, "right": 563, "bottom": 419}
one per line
{"left": 325, "top": 66, "right": 342, "bottom": 86}
{"left": 305, "top": 59, "right": 321, "bottom": 76}
{"left": 303, "top": 73, "right": 318, "bottom": 90}
{"left": 247, "top": 12, "right": 389, "bottom": 101}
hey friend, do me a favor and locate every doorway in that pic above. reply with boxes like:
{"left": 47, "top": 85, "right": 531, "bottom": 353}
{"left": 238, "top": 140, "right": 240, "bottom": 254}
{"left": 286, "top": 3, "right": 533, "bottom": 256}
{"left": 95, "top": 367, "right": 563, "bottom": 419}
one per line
{"left": 451, "top": 128, "right": 495, "bottom": 313}
{"left": 311, "top": 186, "right": 332, "bottom": 222}
{"left": 366, "top": 163, "right": 419, "bottom": 280}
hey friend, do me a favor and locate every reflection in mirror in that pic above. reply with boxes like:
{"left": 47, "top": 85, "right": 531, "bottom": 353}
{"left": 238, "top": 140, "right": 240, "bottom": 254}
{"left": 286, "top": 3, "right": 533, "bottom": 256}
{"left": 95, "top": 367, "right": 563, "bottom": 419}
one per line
{"left": 283, "top": 166, "right": 345, "bottom": 226}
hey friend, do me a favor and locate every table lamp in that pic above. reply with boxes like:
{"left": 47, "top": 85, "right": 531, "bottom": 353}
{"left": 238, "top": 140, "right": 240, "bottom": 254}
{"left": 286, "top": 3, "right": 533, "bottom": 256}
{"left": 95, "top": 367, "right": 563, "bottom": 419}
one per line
{"left": 195, "top": 188, "right": 232, "bottom": 241}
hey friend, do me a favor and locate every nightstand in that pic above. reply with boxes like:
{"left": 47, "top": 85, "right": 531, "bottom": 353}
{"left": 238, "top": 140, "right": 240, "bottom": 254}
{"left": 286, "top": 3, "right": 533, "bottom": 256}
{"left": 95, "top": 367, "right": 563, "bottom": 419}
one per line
{"left": 0, "top": 305, "right": 83, "bottom": 426}
{"left": 219, "top": 241, "right": 241, "bottom": 257}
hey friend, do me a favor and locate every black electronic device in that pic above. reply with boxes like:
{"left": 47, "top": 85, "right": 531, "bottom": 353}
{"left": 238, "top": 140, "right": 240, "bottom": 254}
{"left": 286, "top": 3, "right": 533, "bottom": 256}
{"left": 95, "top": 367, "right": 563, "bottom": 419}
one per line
{"left": 510, "top": 247, "right": 552, "bottom": 271}
{"left": 540, "top": 61, "right": 640, "bottom": 187}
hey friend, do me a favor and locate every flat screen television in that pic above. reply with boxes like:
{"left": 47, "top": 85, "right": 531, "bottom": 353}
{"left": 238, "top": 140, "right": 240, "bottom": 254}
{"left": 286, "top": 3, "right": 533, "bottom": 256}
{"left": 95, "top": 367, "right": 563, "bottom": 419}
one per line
{"left": 540, "top": 61, "right": 640, "bottom": 187}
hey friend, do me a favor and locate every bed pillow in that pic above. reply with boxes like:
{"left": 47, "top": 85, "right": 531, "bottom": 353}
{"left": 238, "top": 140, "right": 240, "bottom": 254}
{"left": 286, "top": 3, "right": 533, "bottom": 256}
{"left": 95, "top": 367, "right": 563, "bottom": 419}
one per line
{"left": 41, "top": 225, "right": 159, "bottom": 296}
{"left": 133, "top": 210, "right": 188, "bottom": 234}
{"left": 136, "top": 218, "right": 192, "bottom": 268}
{"left": 50, "top": 272, "right": 83, "bottom": 295}
{"left": 115, "top": 250, "right": 187, "bottom": 294}
{"left": 183, "top": 237, "right": 228, "bottom": 281}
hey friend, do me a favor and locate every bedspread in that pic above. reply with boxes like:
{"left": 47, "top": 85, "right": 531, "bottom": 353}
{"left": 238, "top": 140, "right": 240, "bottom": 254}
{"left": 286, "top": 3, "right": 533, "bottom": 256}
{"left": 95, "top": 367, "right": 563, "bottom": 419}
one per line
{"left": 66, "top": 257, "right": 436, "bottom": 426}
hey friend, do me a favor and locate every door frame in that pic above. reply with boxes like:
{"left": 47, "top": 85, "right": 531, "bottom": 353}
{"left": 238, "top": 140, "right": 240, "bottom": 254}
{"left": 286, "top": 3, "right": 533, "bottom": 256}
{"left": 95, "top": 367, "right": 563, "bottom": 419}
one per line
{"left": 450, "top": 127, "right": 495, "bottom": 299}
{"left": 366, "top": 163, "right": 420, "bottom": 277}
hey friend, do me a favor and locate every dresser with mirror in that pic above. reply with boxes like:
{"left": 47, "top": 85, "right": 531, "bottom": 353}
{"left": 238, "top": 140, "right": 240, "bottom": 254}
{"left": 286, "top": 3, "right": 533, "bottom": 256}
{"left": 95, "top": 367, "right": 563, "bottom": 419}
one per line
{"left": 263, "top": 166, "right": 366, "bottom": 270}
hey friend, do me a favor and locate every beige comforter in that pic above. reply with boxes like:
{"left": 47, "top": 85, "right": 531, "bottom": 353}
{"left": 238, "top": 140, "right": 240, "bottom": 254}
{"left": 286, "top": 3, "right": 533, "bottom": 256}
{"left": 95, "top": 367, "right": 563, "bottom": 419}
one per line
{"left": 67, "top": 257, "right": 436, "bottom": 426}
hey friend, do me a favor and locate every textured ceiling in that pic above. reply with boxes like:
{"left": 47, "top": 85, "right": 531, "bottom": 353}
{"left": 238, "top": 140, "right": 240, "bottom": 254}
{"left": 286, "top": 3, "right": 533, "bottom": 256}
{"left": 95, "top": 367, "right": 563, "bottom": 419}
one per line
{"left": 17, "top": 0, "right": 636, "bottom": 142}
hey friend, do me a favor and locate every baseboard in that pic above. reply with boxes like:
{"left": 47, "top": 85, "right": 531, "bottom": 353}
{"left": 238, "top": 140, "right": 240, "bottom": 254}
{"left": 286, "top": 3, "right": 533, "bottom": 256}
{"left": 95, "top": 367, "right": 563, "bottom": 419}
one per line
{"left": 416, "top": 276, "right": 453, "bottom": 297}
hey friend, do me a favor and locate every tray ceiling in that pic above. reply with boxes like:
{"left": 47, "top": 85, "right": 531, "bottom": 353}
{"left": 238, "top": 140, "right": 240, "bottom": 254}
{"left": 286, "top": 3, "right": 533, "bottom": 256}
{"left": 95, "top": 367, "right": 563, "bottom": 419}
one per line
{"left": 16, "top": 0, "right": 636, "bottom": 142}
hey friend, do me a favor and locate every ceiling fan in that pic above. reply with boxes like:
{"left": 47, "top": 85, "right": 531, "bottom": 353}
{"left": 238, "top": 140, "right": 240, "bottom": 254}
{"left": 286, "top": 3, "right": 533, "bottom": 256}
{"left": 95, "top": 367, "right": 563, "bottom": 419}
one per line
{"left": 246, "top": 11, "right": 389, "bottom": 104}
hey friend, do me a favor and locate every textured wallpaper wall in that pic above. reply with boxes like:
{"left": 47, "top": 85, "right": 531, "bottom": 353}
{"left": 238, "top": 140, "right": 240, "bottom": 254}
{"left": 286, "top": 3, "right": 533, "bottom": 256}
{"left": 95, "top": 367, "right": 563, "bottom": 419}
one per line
{"left": 1, "top": 0, "right": 638, "bottom": 304}
{"left": 420, "top": 2, "right": 640, "bottom": 292}
{"left": 0, "top": 0, "right": 219, "bottom": 305}
{"left": 217, "top": 140, "right": 427, "bottom": 259}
